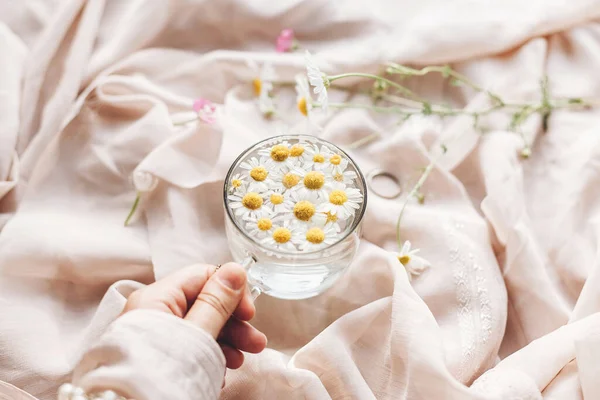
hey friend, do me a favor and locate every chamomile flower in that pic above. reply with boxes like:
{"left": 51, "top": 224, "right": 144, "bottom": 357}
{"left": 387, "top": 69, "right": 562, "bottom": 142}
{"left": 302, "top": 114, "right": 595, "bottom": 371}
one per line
{"left": 132, "top": 170, "right": 158, "bottom": 192}
{"left": 317, "top": 181, "right": 362, "bottom": 219}
{"left": 261, "top": 219, "right": 301, "bottom": 252}
{"left": 305, "top": 51, "right": 329, "bottom": 111}
{"left": 259, "top": 91, "right": 276, "bottom": 118}
{"left": 239, "top": 156, "right": 274, "bottom": 193}
{"left": 271, "top": 168, "right": 302, "bottom": 192}
{"left": 228, "top": 188, "right": 270, "bottom": 220}
{"left": 283, "top": 190, "right": 327, "bottom": 227}
{"left": 295, "top": 74, "right": 312, "bottom": 117}
{"left": 244, "top": 216, "right": 275, "bottom": 239}
{"left": 247, "top": 60, "right": 277, "bottom": 117}
{"left": 228, "top": 173, "right": 246, "bottom": 193}
{"left": 396, "top": 241, "right": 431, "bottom": 281}
{"left": 293, "top": 168, "right": 331, "bottom": 199}
{"left": 328, "top": 153, "right": 349, "bottom": 175}
{"left": 257, "top": 141, "right": 295, "bottom": 170}
{"left": 263, "top": 187, "right": 294, "bottom": 214}
{"left": 331, "top": 169, "right": 358, "bottom": 185}
{"left": 322, "top": 211, "right": 342, "bottom": 233}
{"left": 292, "top": 223, "right": 340, "bottom": 251}
{"left": 302, "top": 143, "right": 333, "bottom": 171}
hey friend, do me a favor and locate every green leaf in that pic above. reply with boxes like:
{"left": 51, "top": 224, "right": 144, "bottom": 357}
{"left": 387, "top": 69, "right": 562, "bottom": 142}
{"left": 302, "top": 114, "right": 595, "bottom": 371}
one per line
{"left": 441, "top": 144, "right": 448, "bottom": 153}
{"left": 422, "top": 102, "right": 433, "bottom": 115}
{"left": 568, "top": 98, "right": 583, "bottom": 104}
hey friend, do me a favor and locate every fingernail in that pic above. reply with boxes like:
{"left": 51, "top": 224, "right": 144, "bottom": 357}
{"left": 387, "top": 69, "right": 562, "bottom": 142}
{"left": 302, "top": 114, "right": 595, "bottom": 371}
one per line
{"left": 217, "top": 266, "right": 245, "bottom": 290}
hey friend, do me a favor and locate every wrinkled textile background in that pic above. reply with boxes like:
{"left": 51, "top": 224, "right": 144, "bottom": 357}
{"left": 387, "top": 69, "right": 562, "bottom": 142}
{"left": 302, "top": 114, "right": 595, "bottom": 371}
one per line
{"left": 2, "top": 0, "right": 600, "bottom": 399}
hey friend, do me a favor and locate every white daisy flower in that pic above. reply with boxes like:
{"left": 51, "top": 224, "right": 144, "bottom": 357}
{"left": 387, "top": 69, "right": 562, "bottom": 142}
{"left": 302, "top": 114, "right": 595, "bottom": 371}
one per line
{"left": 239, "top": 156, "right": 274, "bottom": 193}
{"left": 257, "top": 141, "right": 295, "bottom": 171}
{"left": 396, "top": 241, "right": 431, "bottom": 281}
{"left": 247, "top": 60, "right": 277, "bottom": 116}
{"left": 261, "top": 219, "right": 301, "bottom": 252}
{"left": 270, "top": 168, "right": 302, "bottom": 192}
{"left": 228, "top": 187, "right": 271, "bottom": 220}
{"left": 292, "top": 168, "right": 331, "bottom": 200}
{"left": 280, "top": 190, "right": 327, "bottom": 227}
{"left": 133, "top": 170, "right": 158, "bottom": 192}
{"left": 302, "top": 143, "right": 333, "bottom": 171}
{"left": 228, "top": 173, "right": 246, "bottom": 194}
{"left": 331, "top": 169, "right": 358, "bottom": 186}
{"left": 327, "top": 153, "right": 350, "bottom": 176}
{"left": 317, "top": 181, "right": 362, "bottom": 220}
{"left": 322, "top": 211, "right": 343, "bottom": 233}
{"left": 244, "top": 216, "right": 275, "bottom": 239}
{"left": 263, "top": 187, "right": 294, "bottom": 214}
{"left": 292, "top": 223, "right": 340, "bottom": 251}
{"left": 295, "top": 74, "right": 312, "bottom": 117}
{"left": 305, "top": 51, "right": 329, "bottom": 111}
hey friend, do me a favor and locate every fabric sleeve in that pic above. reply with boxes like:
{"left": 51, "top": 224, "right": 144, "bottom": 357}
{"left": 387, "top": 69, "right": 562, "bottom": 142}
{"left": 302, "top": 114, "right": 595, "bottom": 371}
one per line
{"left": 71, "top": 309, "right": 226, "bottom": 400}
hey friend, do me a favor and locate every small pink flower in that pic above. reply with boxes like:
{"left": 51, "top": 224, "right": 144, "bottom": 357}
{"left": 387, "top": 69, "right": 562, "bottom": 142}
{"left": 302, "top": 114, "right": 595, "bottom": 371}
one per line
{"left": 192, "top": 98, "right": 217, "bottom": 124}
{"left": 276, "top": 29, "right": 295, "bottom": 53}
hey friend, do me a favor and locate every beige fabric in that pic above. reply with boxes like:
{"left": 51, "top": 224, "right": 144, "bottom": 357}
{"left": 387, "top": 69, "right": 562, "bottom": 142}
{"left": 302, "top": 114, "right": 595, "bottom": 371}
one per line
{"left": 1, "top": 0, "right": 600, "bottom": 399}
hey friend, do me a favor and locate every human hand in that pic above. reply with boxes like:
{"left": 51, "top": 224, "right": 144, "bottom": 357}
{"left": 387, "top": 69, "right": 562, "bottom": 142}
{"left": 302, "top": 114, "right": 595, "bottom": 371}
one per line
{"left": 122, "top": 263, "right": 267, "bottom": 369}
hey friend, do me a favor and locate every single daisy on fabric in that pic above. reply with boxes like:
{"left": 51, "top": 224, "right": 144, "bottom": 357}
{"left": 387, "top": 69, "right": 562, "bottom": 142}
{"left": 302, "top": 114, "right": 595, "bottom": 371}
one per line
{"left": 292, "top": 223, "right": 340, "bottom": 251}
{"left": 239, "top": 156, "right": 274, "bottom": 193}
{"left": 295, "top": 74, "right": 312, "bottom": 118}
{"left": 302, "top": 143, "right": 334, "bottom": 171}
{"left": 228, "top": 187, "right": 271, "bottom": 220}
{"left": 282, "top": 190, "right": 327, "bottom": 227}
{"left": 228, "top": 173, "right": 246, "bottom": 194}
{"left": 305, "top": 51, "right": 329, "bottom": 111}
{"left": 247, "top": 60, "right": 277, "bottom": 116}
{"left": 261, "top": 219, "right": 301, "bottom": 252}
{"left": 244, "top": 216, "right": 275, "bottom": 239}
{"left": 263, "top": 187, "right": 294, "bottom": 214}
{"left": 396, "top": 241, "right": 431, "bottom": 281}
{"left": 293, "top": 168, "right": 331, "bottom": 199}
{"left": 192, "top": 98, "right": 217, "bottom": 124}
{"left": 276, "top": 28, "right": 295, "bottom": 53}
{"left": 132, "top": 170, "right": 158, "bottom": 192}
{"left": 316, "top": 181, "right": 362, "bottom": 220}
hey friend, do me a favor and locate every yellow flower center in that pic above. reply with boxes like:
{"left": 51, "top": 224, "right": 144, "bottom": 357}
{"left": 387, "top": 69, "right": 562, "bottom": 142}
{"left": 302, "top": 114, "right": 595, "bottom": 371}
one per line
{"left": 297, "top": 97, "right": 308, "bottom": 116}
{"left": 232, "top": 179, "right": 242, "bottom": 188}
{"left": 293, "top": 200, "right": 315, "bottom": 221}
{"left": 333, "top": 173, "right": 344, "bottom": 182}
{"left": 252, "top": 78, "right": 262, "bottom": 96}
{"left": 398, "top": 255, "right": 411, "bottom": 265}
{"left": 250, "top": 166, "right": 268, "bottom": 181}
{"left": 282, "top": 173, "right": 300, "bottom": 189}
{"left": 270, "top": 145, "right": 290, "bottom": 162}
{"left": 290, "top": 144, "right": 305, "bottom": 157}
{"left": 242, "top": 193, "right": 263, "bottom": 210}
{"left": 329, "top": 190, "right": 348, "bottom": 205}
{"left": 330, "top": 154, "right": 342, "bottom": 165}
{"left": 325, "top": 211, "right": 338, "bottom": 223}
{"left": 313, "top": 154, "right": 325, "bottom": 163}
{"left": 306, "top": 227, "right": 325, "bottom": 244}
{"left": 272, "top": 227, "right": 292, "bottom": 243}
{"left": 303, "top": 171, "right": 325, "bottom": 190}
{"left": 270, "top": 194, "right": 284, "bottom": 205}
{"left": 257, "top": 218, "right": 272, "bottom": 231}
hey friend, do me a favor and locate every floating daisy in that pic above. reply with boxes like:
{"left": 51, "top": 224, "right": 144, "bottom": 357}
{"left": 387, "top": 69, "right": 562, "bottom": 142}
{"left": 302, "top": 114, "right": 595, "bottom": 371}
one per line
{"left": 282, "top": 190, "right": 327, "bottom": 227}
{"left": 328, "top": 153, "right": 349, "bottom": 175}
{"left": 396, "top": 241, "right": 431, "bottom": 281}
{"left": 302, "top": 143, "right": 333, "bottom": 171}
{"left": 257, "top": 141, "right": 295, "bottom": 170}
{"left": 305, "top": 51, "right": 329, "bottom": 111}
{"left": 261, "top": 220, "right": 301, "bottom": 252}
{"left": 271, "top": 168, "right": 302, "bottom": 192}
{"left": 228, "top": 188, "right": 271, "bottom": 220}
{"left": 322, "top": 211, "right": 342, "bottom": 233}
{"left": 292, "top": 224, "right": 339, "bottom": 251}
{"left": 244, "top": 216, "right": 275, "bottom": 239}
{"left": 228, "top": 173, "right": 246, "bottom": 194}
{"left": 239, "top": 156, "right": 274, "bottom": 193}
{"left": 317, "top": 181, "right": 362, "bottom": 219}
{"left": 293, "top": 169, "right": 331, "bottom": 199}
{"left": 263, "top": 187, "right": 294, "bottom": 214}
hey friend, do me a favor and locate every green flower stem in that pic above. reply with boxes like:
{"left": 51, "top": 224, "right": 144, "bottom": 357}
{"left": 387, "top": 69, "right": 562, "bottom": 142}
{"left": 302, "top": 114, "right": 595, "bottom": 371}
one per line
{"left": 124, "top": 192, "right": 141, "bottom": 226}
{"left": 327, "top": 73, "right": 418, "bottom": 99}
{"left": 173, "top": 117, "right": 199, "bottom": 126}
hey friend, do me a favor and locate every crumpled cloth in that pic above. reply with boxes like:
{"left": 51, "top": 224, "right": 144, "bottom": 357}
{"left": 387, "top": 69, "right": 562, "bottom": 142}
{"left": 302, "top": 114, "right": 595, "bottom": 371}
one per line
{"left": 1, "top": 0, "right": 600, "bottom": 399}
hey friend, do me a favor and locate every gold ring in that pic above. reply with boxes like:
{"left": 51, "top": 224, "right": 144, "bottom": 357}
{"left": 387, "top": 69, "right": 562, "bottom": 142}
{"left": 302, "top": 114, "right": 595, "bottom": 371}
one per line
{"left": 215, "top": 264, "right": 221, "bottom": 270}
{"left": 366, "top": 169, "right": 402, "bottom": 199}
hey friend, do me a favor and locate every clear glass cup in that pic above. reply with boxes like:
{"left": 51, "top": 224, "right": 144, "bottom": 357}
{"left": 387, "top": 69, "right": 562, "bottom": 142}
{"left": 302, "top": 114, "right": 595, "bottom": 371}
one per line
{"left": 223, "top": 135, "right": 367, "bottom": 300}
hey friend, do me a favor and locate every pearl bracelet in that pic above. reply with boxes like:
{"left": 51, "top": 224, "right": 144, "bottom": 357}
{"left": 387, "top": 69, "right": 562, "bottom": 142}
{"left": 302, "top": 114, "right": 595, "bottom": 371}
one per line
{"left": 58, "top": 383, "right": 126, "bottom": 400}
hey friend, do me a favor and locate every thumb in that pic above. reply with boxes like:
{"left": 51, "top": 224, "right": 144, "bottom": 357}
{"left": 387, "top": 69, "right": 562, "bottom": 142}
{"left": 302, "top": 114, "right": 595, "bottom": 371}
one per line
{"left": 184, "top": 263, "right": 247, "bottom": 338}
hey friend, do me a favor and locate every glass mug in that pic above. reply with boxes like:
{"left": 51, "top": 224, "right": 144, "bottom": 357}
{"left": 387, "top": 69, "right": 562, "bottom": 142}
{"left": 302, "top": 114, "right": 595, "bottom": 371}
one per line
{"left": 223, "top": 135, "right": 367, "bottom": 300}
